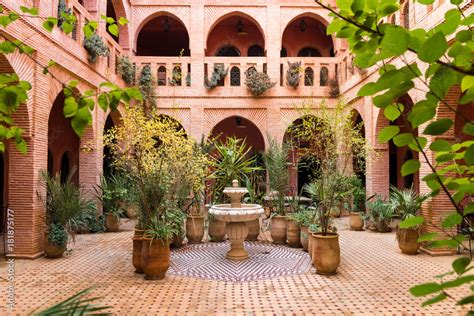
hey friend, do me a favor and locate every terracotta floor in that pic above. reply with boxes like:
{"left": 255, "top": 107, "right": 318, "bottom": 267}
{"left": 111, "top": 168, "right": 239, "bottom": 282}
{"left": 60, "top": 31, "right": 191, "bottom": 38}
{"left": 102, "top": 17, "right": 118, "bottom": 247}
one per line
{"left": 0, "top": 218, "right": 469, "bottom": 315}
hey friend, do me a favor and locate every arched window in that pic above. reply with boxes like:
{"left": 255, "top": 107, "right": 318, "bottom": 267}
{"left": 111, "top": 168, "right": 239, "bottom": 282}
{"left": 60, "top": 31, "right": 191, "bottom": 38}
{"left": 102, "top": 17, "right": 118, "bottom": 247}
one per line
{"left": 297, "top": 47, "right": 322, "bottom": 57}
{"left": 402, "top": 2, "right": 410, "bottom": 29}
{"left": 157, "top": 66, "right": 166, "bottom": 86}
{"left": 216, "top": 45, "right": 240, "bottom": 57}
{"left": 170, "top": 65, "right": 182, "bottom": 86}
{"left": 304, "top": 67, "right": 314, "bottom": 86}
{"left": 248, "top": 45, "right": 264, "bottom": 57}
{"left": 320, "top": 67, "right": 329, "bottom": 86}
{"left": 230, "top": 66, "right": 241, "bottom": 86}
{"left": 280, "top": 47, "right": 288, "bottom": 58}
{"left": 60, "top": 152, "right": 70, "bottom": 184}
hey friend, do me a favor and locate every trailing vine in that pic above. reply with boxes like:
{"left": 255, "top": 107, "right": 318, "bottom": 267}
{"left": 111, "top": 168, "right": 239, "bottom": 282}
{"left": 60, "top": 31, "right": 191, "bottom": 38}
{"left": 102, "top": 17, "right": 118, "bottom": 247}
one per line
{"left": 245, "top": 68, "right": 276, "bottom": 97}
{"left": 204, "top": 65, "right": 228, "bottom": 90}
{"left": 116, "top": 56, "right": 136, "bottom": 85}
{"left": 286, "top": 61, "right": 302, "bottom": 88}
{"left": 83, "top": 33, "right": 109, "bottom": 63}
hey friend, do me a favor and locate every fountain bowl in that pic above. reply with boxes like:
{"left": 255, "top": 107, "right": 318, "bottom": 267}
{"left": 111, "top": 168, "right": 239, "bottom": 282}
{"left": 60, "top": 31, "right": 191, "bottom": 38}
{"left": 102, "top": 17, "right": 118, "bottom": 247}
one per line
{"left": 209, "top": 204, "right": 264, "bottom": 222}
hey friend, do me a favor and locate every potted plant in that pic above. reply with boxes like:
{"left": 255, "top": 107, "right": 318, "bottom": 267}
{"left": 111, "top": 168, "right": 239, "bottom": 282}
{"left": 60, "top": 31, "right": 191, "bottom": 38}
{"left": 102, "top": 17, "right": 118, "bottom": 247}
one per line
{"left": 39, "top": 170, "right": 93, "bottom": 258}
{"left": 207, "top": 211, "right": 226, "bottom": 242}
{"left": 245, "top": 68, "right": 276, "bottom": 97}
{"left": 142, "top": 217, "right": 175, "bottom": 280}
{"left": 95, "top": 175, "right": 127, "bottom": 232}
{"left": 348, "top": 176, "right": 366, "bottom": 231}
{"left": 186, "top": 195, "right": 206, "bottom": 244}
{"left": 83, "top": 32, "right": 109, "bottom": 63}
{"left": 366, "top": 195, "right": 394, "bottom": 232}
{"left": 286, "top": 61, "right": 302, "bottom": 88}
{"left": 290, "top": 207, "right": 313, "bottom": 251}
{"left": 390, "top": 186, "right": 430, "bottom": 255}
{"left": 170, "top": 209, "right": 187, "bottom": 248}
{"left": 263, "top": 139, "right": 290, "bottom": 245}
{"left": 204, "top": 64, "right": 228, "bottom": 90}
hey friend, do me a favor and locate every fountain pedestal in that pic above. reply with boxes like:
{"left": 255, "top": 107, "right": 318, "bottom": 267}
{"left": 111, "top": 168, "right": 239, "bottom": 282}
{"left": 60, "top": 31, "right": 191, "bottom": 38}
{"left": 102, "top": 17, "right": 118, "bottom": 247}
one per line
{"left": 209, "top": 180, "right": 264, "bottom": 261}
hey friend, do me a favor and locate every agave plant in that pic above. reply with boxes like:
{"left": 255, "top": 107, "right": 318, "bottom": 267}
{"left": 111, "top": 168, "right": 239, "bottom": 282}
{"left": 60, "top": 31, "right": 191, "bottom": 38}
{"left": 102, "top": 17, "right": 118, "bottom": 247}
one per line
{"left": 389, "top": 186, "right": 431, "bottom": 220}
{"left": 32, "top": 287, "right": 111, "bottom": 315}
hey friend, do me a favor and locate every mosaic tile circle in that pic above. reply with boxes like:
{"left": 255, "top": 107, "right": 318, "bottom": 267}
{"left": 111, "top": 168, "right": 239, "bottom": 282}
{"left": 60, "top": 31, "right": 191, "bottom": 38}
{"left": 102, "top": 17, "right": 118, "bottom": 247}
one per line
{"left": 168, "top": 241, "right": 312, "bottom": 282}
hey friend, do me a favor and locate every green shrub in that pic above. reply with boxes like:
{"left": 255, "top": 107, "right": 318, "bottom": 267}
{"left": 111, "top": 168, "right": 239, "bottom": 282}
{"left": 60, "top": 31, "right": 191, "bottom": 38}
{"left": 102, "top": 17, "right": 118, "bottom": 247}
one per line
{"left": 83, "top": 33, "right": 109, "bottom": 63}
{"left": 48, "top": 223, "right": 68, "bottom": 247}
{"left": 204, "top": 65, "right": 227, "bottom": 89}
{"left": 245, "top": 68, "right": 276, "bottom": 96}
{"left": 116, "top": 56, "right": 136, "bottom": 85}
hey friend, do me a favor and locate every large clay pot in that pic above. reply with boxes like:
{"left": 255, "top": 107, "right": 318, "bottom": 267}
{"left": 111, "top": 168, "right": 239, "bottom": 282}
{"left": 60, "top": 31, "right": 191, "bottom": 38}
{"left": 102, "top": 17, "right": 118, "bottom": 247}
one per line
{"left": 300, "top": 225, "right": 309, "bottom": 252}
{"left": 376, "top": 220, "right": 391, "bottom": 233}
{"left": 349, "top": 212, "right": 364, "bottom": 231}
{"left": 105, "top": 213, "right": 120, "bottom": 232}
{"left": 208, "top": 217, "right": 226, "bottom": 242}
{"left": 141, "top": 238, "right": 171, "bottom": 280}
{"left": 132, "top": 228, "right": 145, "bottom": 273}
{"left": 186, "top": 215, "right": 205, "bottom": 243}
{"left": 171, "top": 233, "right": 185, "bottom": 248}
{"left": 286, "top": 218, "right": 302, "bottom": 248}
{"left": 270, "top": 215, "right": 287, "bottom": 245}
{"left": 312, "top": 233, "right": 340, "bottom": 275}
{"left": 397, "top": 228, "right": 420, "bottom": 255}
{"left": 43, "top": 235, "right": 67, "bottom": 258}
{"left": 246, "top": 218, "right": 260, "bottom": 241}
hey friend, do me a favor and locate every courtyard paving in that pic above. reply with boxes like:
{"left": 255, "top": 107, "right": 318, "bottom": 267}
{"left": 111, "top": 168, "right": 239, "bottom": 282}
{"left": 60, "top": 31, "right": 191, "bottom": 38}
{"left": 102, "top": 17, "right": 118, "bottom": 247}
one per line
{"left": 0, "top": 218, "right": 469, "bottom": 315}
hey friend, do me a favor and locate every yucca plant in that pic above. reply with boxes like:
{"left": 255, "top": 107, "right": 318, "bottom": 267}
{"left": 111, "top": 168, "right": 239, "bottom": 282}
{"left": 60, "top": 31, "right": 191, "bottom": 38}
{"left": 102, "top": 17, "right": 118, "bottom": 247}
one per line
{"left": 389, "top": 186, "right": 430, "bottom": 221}
{"left": 32, "top": 287, "right": 111, "bottom": 315}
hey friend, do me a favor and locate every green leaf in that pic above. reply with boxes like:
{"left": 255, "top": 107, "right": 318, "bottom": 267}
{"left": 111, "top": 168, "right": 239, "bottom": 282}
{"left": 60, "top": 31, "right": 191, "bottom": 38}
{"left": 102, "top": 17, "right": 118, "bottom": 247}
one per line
{"left": 108, "top": 24, "right": 119, "bottom": 37}
{"left": 463, "top": 123, "right": 474, "bottom": 136}
{"left": 336, "top": 0, "right": 353, "bottom": 13}
{"left": 465, "top": 144, "right": 474, "bottom": 166}
{"left": 384, "top": 103, "right": 404, "bottom": 121}
{"left": 451, "top": 0, "right": 462, "bottom": 5}
{"left": 452, "top": 257, "right": 471, "bottom": 275}
{"left": 423, "top": 119, "right": 453, "bottom": 135}
{"left": 418, "top": 32, "right": 448, "bottom": 63}
{"left": 118, "top": 17, "right": 129, "bottom": 26}
{"left": 457, "top": 295, "right": 474, "bottom": 305}
{"left": 379, "top": 126, "right": 400, "bottom": 143}
{"left": 98, "top": 94, "right": 108, "bottom": 112}
{"left": 20, "top": 6, "right": 39, "bottom": 16}
{"left": 61, "top": 22, "right": 74, "bottom": 35}
{"left": 42, "top": 18, "right": 58, "bottom": 33}
{"left": 399, "top": 216, "right": 424, "bottom": 228}
{"left": 393, "top": 133, "right": 414, "bottom": 147}
{"left": 441, "top": 212, "right": 463, "bottom": 229}
{"left": 456, "top": 30, "right": 472, "bottom": 43}
{"left": 381, "top": 27, "right": 409, "bottom": 57}
{"left": 401, "top": 159, "right": 420, "bottom": 176}
{"left": 430, "top": 139, "right": 451, "bottom": 152}
{"left": 418, "top": 232, "right": 438, "bottom": 242}
{"left": 410, "top": 283, "right": 442, "bottom": 297}
{"left": 409, "top": 137, "right": 427, "bottom": 152}
{"left": 71, "top": 106, "right": 92, "bottom": 136}
{"left": 63, "top": 97, "right": 78, "bottom": 118}
{"left": 461, "top": 76, "right": 474, "bottom": 92}
{"left": 422, "top": 292, "right": 447, "bottom": 307}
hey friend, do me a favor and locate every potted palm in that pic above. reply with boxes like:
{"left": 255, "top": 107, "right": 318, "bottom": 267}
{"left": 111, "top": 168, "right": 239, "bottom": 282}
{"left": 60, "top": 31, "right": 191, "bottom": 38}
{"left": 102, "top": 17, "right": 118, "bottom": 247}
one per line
{"left": 348, "top": 176, "right": 366, "bottom": 231}
{"left": 186, "top": 195, "right": 206, "bottom": 244}
{"left": 288, "top": 205, "right": 313, "bottom": 249}
{"left": 366, "top": 195, "right": 394, "bottom": 232}
{"left": 95, "top": 174, "right": 128, "bottom": 232}
{"left": 390, "top": 186, "right": 430, "bottom": 255}
{"left": 263, "top": 139, "right": 290, "bottom": 245}
{"left": 40, "top": 170, "right": 93, "bottom": 258}
{"left": 142, "top": 216, "right": 176, "bottom": 280}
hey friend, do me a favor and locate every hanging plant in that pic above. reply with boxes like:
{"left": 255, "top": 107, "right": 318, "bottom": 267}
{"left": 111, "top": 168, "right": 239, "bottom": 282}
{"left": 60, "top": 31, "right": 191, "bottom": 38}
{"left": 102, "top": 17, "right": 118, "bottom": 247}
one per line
{"left": 116, "top": 56, "right": 136, "bottom": 85}
{"left": 286, "top": 61, "right": 302, "bottom": 88}
{"left": 83, "top": 33, "right": 109, "bottom": 63}
{"left": 168, "top": 67, "right": 182, "bottom": 86}
{"left": 245, "top": 68, "right": 276, "bottom": 97}
{"left": 138, "top": 65, "right": 157, "bottom": 109}
{"left": 204, "top": 65, "right": 228, "bottom": 90}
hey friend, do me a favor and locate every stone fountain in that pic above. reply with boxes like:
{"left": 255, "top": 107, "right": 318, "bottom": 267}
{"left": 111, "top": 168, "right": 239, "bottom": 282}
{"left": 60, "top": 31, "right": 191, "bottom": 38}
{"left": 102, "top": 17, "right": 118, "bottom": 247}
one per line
{"left": 209, "top": 180, "right": 264, "bottom": 261}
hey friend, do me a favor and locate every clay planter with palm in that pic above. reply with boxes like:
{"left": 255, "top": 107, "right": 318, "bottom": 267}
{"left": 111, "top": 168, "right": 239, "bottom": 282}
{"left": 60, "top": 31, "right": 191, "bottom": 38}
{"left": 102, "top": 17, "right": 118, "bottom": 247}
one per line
{"left": 186, "top": 215, "right": 205, "bottom": 243}
{"left": 105, "top": 213, "right": 120, "bottom": 232}
{"left": 349, "top": 212, "right": 364, "bottom": 231}
{"left": 389, "top": 186, "right": 430, "bottom": 255}
{"left": 141, "top": 238, "right": 171, "bottom": 280}
{"left": 208, "top": 216, "right": 226, "bottom": 242}
{"left": 43, "top": 235, "right": 67, "bottom": 258}
{"left": 286, "top": 218, "right": 302, "bottom": 248}
{"left": 246, "top": 218, "right": 260, "bottom": 241}
{"left": 312, "top": 233, "right": 340, "bottom": 275}
{"left": 271, "top": 215, "right": 287, "bottom": 244}
{"left": 132, "top": 228, "right": 145, "bottom": 273}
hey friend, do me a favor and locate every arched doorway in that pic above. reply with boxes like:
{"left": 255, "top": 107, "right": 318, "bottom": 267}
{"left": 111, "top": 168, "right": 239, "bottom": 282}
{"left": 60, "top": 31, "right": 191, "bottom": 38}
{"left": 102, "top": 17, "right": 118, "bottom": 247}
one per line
{"left": 48, "top": 92, "right": 80, "bottom": 184}
{"left": 136, "top": 14, "right": 190, "bottom": 56}
{"left": 103, "top": 111, "right": 123, "bottom": 177}
{"left": 206, "top": 14, "right": 265, "bottom": 57}
{"left": 282, "top": 14, "right": 334, "bottom": 57}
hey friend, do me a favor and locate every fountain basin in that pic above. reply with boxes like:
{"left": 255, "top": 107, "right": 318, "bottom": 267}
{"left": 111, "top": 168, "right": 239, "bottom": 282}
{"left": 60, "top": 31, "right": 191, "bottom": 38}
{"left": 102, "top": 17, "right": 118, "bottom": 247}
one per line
{"left": 209, "top": 204, "right": 264, "bottom": 222}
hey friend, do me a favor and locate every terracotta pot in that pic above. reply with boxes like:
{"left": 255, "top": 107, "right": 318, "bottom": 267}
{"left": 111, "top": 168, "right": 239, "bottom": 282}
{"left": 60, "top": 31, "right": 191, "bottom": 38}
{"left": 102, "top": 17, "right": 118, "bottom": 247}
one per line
{"left": 312, "top": 233, "right": 340, "bottom": 275}
{"left": 43, "top": 235, "right": 67, "bottom": 258}
{"left": 186, "top": 215, "right": 204, "bottom": 244}
{"left": 270, "top": 215, "right": 287, "bottom": 245}
{"left": 208, "top": 218, "right": 226, "bottom": 242}
{"left": 132, "top": 237, "right": 144, "bottom": 273}
{"left": 105, "top": 213, "right": 120, "bottom": 232}
{"left": 376, "top": 220, "right": 391, "bottom": 233}
{"left": 300, "top": 225, "right": 309, "bottom": 252}
{"left": 246, "top": 218, "right": 260, "bottom": 241}
{"left": 349, "top": 212, "right": 364, "bottom": 231}
{"left": 286, "top": 218, "right": 302, "bottom": 248}
{"left": 397, "top": 228, "right": 420, "bottom": 255}
{"left": 171, "top": 233, "right": 185, "bottom": 248}
{"left": 134, "top": 228, "right": 145, "bottom": 238}
{"left": 141, "top": 238, "right": 171, "bottom": 280}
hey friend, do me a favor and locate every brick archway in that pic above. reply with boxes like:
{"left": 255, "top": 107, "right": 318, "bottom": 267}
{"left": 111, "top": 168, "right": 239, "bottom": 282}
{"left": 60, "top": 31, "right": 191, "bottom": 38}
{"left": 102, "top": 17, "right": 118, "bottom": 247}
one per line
{"left": 110, "top": 0, "right": 130, "bottom": 49}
